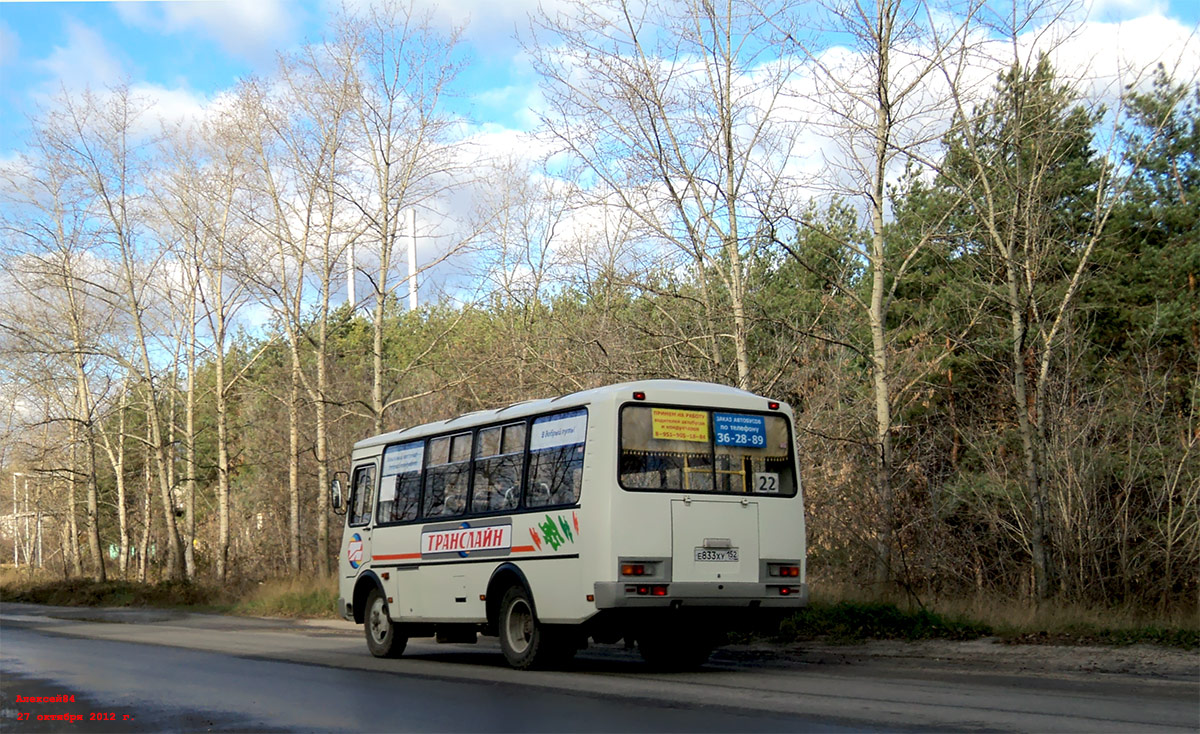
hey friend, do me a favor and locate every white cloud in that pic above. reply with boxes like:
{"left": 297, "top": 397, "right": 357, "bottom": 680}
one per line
{"left": 521, "top": 2, "right": 1200, "bottom": 244}
{"left": 115, "top": 1, "right": 299, "bottom": 64}
{"left": 129, "top": 83, "right": 223, "bottom": 138}
{"left": 1033, "top": 14, "right": 1200, "bottom": 103}
{"left": 36, "top": 19, "right": 125, "bottom": 91}
{"left": 1086, "top": 0, "right": 1169, "bottom": 22}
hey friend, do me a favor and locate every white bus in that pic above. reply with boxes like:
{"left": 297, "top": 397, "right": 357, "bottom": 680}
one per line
{"left": 331, "top": 379, "right": 807, "bottom": 669}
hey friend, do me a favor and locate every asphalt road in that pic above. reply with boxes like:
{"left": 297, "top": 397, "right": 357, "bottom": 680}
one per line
{"left": 1, "top": 602, "right": 1196, "bottom": 733}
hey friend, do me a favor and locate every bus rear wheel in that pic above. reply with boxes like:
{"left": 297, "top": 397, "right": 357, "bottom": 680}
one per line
{"left": 365, "top": 588, "right": 407, "bottom": 658}
{"left": 498, "top": 585, "right": 573, "bottom": 670}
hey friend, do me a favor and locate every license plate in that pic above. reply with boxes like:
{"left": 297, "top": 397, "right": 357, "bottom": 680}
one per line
{"left": 694, "top": 547, "right": 739, "bottom": 562}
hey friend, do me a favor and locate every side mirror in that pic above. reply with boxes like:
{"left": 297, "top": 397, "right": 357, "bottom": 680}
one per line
{"left": 331, "top": 476, "right": 346, "bottom": 515}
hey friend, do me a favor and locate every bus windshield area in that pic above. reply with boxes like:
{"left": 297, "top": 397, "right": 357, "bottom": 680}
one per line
{"left": 618, "top": 405, "right": 797, "bottom": 496}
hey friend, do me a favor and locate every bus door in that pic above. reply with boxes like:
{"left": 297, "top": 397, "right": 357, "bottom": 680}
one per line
{"left": 671, "top": 499, "right": 760, "bottom": 582}
{"left": 342, "top": 463, "right": 376, "bottom": 579}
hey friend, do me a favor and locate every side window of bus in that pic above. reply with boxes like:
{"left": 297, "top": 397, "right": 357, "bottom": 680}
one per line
{"left": 425, "top": 433, "right": 471, "bottom": 518}
{"left": 349, "top": 464, "right": 375, "bottom": 527}
{"left": 472, "top": 422, "right": 525, "bottom": 513}
{"left": 378, "top": 440, "right": 423, "bottom": 524}
{"left": 526, "top": 409, "right": 587, "bottom": 507}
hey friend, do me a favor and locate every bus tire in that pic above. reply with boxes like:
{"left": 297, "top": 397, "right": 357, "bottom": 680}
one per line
{"left": 498, "top": 585, "right": 570, "bottom": 669}
{"left": 364, "top": 588, "right": 407, "bottom": 658}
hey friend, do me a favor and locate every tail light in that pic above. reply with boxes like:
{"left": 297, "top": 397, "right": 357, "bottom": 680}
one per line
{"left": 620, "top": 561, "right": 658, "bottom": 578}
{"left": 625, "top": 584, "right": 669, "bottom": 596}
{"left": 768, "top": 563, "right": 800, "bottom": 578}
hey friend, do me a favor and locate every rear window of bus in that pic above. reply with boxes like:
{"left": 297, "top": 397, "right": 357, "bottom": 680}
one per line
{"left": 618, "top": 405, "right": 797, "bottom": 496}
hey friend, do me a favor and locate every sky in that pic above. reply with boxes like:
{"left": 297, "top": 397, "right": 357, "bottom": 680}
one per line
{"left": 0, "top": 0, "right": 1197, "bottom": 317}
{"left": 0, "top": 0, "right": 557, "bottom": 161}
{"left": 1, "top": 0, "right": 1197, "bottom": 165}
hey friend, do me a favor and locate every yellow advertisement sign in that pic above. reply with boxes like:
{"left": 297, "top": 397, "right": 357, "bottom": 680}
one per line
{"left": 652, "top": 408, "right": 709, "bottom": 443}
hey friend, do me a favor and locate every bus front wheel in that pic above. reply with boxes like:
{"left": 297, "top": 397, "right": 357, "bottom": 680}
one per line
{"left": 498, "top": 586, "right": 571, "bottom": 669}
{"left": 364, "top": 588, "right": 407, "bottom": 658}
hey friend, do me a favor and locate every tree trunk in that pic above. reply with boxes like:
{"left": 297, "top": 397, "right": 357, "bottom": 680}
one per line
{"left": 868, "top": 0, "right": 896, "bottom": 589}
{"left": 73, "top": 362, "right": 104, "bottom": 582}
{"left": 115, "top": 386, "right": 129, "bottom": 576}
{"left": 719, "top": 0, "right": 751, "bottom": 391}
{"left": 1004, "top": 244, "right": 1051, "bottom": 601}
{"left": 869, "top": 259, "right": 894, "bottom": 587}
{"left": 289, "top": 348, "right": 302, "bottom": 575}
{"left": 125, "top": 283, "right": 184, "bottom": 580}
{"left": 372, "top": 228, "right": 389, "bottom": 434}
{"left": 149, "top": 405, "right": 184, "bottom": 580}
{"left": 63, "top": 261, "right": 105, "bottom": 581}
{"left": 138, "top": 433, "right": 153, "bottom": 583}
{"left": 215, "top": 325, "right": 231, "bottom": 582}
{"left": 316, "top": 316, "right": 331, "bottom": 577}
{"left": 83, "top": 420, "right": 105, "bottom": 582}
{"left": 184, "top": 294, "right": 197, "bottom": 580}
{"left": 65, "top": 424, "right": 82, "bottom": 577}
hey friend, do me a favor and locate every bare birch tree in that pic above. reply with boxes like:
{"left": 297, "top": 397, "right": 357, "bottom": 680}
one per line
{"left": 0, "top": 128, "right": 125, "bottom": 581}
{"left": 333, "top": 0, "right": 468, "bottom": 433}
{"left": 95, "top": 380, "right": 131, "bottom": 576}
{"left": 770, "top": 0, "right": 978, "bottom": 586}
{"left": 236, "top": 43, "right": 358, "bottom": 575}
{"left": 41, "top": 86, "right": 185, "bottom": 579}
{"left": 155, "top": 114, "right": 263, "bottom": 582}
{"left": 529, "top": 0, "right": 813, "bottom": 390}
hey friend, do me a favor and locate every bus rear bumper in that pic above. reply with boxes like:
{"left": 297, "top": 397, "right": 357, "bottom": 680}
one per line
{"left": 592, "top": 581, "right": 808, "bottom": 609}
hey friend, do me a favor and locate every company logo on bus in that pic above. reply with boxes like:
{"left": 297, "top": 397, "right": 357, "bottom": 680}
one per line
{"left": 422, "top": 522, "right": 512, "bottom": 558}
{"left": 347, "top": 533, "right": 364, "bottom": 569}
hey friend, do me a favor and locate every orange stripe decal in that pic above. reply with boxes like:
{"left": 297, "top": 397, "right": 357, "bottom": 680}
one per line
{"left": 511, "top": 545, "right": 536, "bottom": 553}
{"left": 373, "top": 553, "right": 421, "bottom": 561}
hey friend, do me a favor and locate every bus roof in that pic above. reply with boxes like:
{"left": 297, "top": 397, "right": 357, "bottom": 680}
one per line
{"left": 353, "top": 379, "right": 770, "bottom": 451}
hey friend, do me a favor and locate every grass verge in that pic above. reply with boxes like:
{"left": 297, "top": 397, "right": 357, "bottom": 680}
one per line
{"left": 231, "top": 576, "right": 338, "bottom": 619}
{"left": 0, "top": 569, "right": 222, "bottom": 609}
{"left": 0, "top": 567, "right": 337, "bottom": 619}
{"left": 777, "top": 584, "right": 1198, "bottom": 649}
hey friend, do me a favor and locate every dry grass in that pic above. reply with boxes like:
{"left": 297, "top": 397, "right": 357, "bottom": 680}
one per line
{"left": 931, "top": 595, "right": 1198, "bottom": 633}
{"left": 230, "top": 575, "right": 338, "bottom": 618}
{"left": 0, "top": 565, "right": 337, "bottom": 619}
{"left": 0, "top": 564, "right": 59, "bottom": 588}
{"left": 803, "top": 574, "right": 1199, "bottom": 648}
